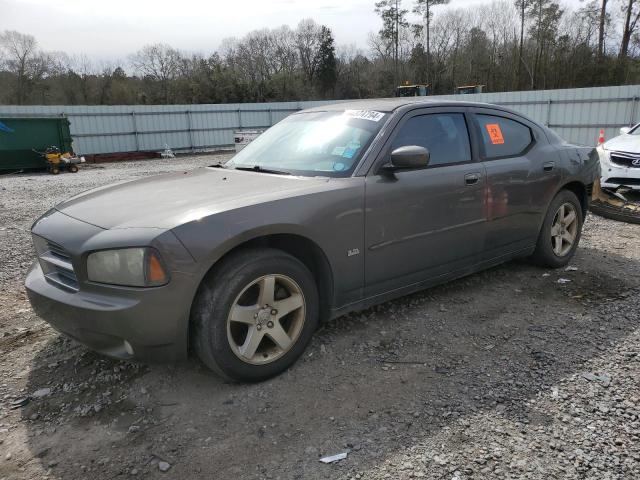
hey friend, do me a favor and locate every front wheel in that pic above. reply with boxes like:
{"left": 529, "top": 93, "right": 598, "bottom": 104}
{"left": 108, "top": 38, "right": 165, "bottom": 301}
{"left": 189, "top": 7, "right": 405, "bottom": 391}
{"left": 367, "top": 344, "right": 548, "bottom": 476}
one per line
{"left": 531, "top": 189, "right": 583, "bottom": 268}
{"left": 191, "top": 248, "right": 319, "bottom": 382}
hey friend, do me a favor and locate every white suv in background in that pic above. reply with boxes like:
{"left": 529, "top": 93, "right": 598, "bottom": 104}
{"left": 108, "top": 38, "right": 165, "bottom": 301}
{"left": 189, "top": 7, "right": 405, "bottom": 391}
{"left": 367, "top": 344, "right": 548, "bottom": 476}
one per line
{"left": 598, "top": 124, "right": 640, "bottom": 190}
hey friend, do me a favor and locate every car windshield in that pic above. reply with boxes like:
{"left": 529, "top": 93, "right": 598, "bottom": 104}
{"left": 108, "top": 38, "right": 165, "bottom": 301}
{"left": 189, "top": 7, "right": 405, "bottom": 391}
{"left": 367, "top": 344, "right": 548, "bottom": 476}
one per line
{"left": 224, "top": 110, "right": 388, "bottom": 177}
{"left": 630, "top": 124, "right": 640, "bottom": 135}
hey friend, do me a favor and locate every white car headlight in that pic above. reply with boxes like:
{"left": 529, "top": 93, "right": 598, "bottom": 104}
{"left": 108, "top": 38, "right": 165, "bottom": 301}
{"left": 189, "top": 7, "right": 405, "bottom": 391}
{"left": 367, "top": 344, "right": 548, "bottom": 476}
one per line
{"left": 87, "top": 248, "right": 169, "bottom": 287}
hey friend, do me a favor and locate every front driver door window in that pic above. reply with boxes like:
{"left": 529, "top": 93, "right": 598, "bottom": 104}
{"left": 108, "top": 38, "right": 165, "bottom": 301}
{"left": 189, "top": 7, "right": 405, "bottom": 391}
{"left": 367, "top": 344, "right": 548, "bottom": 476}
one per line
{"left": 390, "top": 113, "right": 472, "bottom": 166}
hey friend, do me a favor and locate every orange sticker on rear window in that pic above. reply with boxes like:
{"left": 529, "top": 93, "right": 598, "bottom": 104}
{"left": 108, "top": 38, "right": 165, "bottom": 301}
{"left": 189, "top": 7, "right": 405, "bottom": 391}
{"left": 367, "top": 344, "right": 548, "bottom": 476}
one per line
{"left": 485, "top": 124, "right": 504, "bottom": 144}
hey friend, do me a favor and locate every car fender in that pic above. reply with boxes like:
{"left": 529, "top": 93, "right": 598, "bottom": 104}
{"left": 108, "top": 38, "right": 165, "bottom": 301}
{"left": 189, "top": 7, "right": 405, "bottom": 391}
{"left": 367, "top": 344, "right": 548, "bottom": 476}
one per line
{"left": 188, "top": 222, "right": 329, "bottom": 285}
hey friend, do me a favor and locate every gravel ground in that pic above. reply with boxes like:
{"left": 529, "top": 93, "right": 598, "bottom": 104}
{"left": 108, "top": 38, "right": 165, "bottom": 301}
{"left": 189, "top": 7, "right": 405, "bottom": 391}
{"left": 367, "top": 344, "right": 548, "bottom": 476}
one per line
{"left": 0, "top": 155, "right": 639, "bottom": 480}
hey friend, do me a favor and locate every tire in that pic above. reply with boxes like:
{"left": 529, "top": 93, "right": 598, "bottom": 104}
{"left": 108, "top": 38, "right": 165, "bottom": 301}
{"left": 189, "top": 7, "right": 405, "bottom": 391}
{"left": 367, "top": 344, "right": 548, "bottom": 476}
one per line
{"left": 50, "top": 167, "right": 60, "bottom": 175}
{"left": 531, "top": 189, "right": 583, "bottom": 268}
{"left": 191, "top": 248, "right": 319, "bottom": 382}
{"left": 69, "top": 165, "right": 79, "bottom": 173}
{"left": 589, "top": 201, "right": 640, "bottom": 225}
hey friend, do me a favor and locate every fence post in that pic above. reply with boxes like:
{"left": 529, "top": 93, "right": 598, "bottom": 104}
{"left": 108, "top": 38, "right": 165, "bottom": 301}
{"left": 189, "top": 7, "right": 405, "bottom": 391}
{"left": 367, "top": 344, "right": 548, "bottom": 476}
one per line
{"left": 186, "top": 109, "right": 194, "bottom": 152}
{"left": 237, "top": 109, "right": 242, "bottom": 129}
{"left": 131, "top": 111, "right": 139, "bottom": 151}
{"left": 546, "top": 99, "right": 552, "bottom": 127}
{"left": 268, "top": 108, "right": 273, "bottom": 126}
{"left": 629, "top": 96, "right": 639, "bottom": 126}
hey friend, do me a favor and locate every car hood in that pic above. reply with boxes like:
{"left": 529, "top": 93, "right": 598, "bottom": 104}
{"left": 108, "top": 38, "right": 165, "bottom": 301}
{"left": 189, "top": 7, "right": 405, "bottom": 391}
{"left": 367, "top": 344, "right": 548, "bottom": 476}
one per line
{"left": 55, "top": 167, "right": 331, "bottom": 229}
{"left": 604, "top": 134, "right": 640, "bottom": 153}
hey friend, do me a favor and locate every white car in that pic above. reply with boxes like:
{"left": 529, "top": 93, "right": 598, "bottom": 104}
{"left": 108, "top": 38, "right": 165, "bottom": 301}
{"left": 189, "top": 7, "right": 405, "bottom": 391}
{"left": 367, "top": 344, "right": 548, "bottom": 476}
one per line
{"left": 598, "top": 125, "right": 640, "bottom": 190}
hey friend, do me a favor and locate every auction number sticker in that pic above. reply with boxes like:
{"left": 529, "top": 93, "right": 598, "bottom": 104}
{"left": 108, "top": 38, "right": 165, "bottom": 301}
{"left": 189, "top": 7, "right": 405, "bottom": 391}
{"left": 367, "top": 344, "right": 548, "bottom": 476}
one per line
{"left": 485, "top": 123, "right": 505, "bottom": 144}
{"left": 343, "top": 110, "right": 385, "bottom": 122}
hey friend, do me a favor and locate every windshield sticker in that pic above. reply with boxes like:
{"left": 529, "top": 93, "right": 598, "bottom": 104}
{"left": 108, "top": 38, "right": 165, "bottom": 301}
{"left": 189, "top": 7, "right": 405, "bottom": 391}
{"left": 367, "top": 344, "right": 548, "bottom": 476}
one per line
{"left": 333, "top": 162, "right": 346, "bottom": 171}
{"left": 331, "top": 146, "right": 346, "bottom": 156}
{"left": 343, "top": 110, "right": 385, "bottom": 122}
{"left": 485, "top": 123, "right": 505, "bottom": 144}
{"left": 342, "top": 147, "right": 357, "bottom": 159}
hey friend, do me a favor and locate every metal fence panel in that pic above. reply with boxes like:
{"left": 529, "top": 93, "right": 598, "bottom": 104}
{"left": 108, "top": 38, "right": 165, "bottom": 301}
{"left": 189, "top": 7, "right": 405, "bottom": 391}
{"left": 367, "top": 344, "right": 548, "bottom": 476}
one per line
{"left": 430, "top": 85, "right": 640, "bottom": 145}
{"left": 1, "top": 86, "right": 639, "bottom": 154}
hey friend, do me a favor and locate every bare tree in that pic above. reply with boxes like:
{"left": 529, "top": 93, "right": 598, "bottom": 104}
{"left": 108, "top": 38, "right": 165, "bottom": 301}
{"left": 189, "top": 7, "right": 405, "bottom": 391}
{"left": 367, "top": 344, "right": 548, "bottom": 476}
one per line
{"left": 2, "top": 2, "right": 640, "bottom": 107}
{"left": 269, "top": 26, "right": 298, "bottom": 97}
{"left": 620, "top": 0, "right": 640, "bottom": 59}
{"left": 597, "top": 0, "right": 609, "bottom": 57}
{"left": 431, "top": 9, "right": 470, "bottom": 89}
{"left": 295, "top": 19, "right": 323, "bottom": 84}
{"left": 130, "top": 43, "right": 182, "bottom": 103}
{"left": 579, "top": 0, "right": 610, "bottom": 57}
{"left": 483, "top": 1, "right": 519, "bottom": 88}
{"left": 0, "top": 30, "right": 40, "bottom": 104}
{"left": 414, "top": 0, "right": 450, "bottom": 86}
{"left": 526, "top": 0, "right": 564, "bottom": 88}
{"left": 514, "top": 0, "right": 532, "bottom": 86}
{"left": 375, "top": 0, "right": 409, "bottom": 85}
{"left": 72, "top": 54, "right": 97, "bottom": 103}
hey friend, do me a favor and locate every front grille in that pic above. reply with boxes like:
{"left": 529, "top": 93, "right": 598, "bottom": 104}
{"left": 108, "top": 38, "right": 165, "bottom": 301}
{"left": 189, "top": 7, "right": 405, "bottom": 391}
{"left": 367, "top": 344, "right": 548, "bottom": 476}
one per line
{"left": 610, "top": 150, "right": 640, "bottom": 168}
{"left": 32, "top": 235, "right": 79, "bottom": 292}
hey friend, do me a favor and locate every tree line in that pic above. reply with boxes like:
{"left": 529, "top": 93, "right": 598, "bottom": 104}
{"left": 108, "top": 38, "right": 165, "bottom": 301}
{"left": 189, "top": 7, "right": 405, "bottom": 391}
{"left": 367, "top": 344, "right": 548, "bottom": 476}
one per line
{"left": 1, "top": 0, "right": 639, "bottom": 106}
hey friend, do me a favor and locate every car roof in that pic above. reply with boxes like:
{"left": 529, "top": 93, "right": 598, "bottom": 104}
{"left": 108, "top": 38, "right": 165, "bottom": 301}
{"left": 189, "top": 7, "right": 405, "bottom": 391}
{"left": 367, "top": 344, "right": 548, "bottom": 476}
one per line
{"left": 298, "top": 98, "right": 547, "bottom": 133}
{"left": 299, "top": 98, "right": 512, "bottom": 114}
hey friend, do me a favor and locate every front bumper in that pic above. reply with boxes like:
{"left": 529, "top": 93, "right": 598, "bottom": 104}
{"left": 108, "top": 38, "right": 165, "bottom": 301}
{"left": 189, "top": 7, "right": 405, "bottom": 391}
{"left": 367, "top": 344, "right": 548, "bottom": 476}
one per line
{"left": 26, "top": 261, "right": 191, "bottom": 362}
{"left": 599, "top": 149, "right": 640, "bottom": 190}
{"left": 24, "top": 209, "right": 199, "bottom": 363}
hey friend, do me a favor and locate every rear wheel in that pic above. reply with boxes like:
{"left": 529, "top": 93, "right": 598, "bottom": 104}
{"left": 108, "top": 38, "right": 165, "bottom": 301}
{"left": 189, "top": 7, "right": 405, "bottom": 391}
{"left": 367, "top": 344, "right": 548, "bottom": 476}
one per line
{"left": 191, "top": 248, "right": 319, "bottom": 382}
{"left": 531, "top": 190, "right": 583, "bottom": 268}
{"left": 69, "top": 164, "right": 79, "bottom": 173}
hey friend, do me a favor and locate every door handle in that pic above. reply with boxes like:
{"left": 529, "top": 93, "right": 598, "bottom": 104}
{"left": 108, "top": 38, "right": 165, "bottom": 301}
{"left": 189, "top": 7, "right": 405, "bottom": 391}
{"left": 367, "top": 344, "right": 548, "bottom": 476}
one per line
{"left": 543, "top": 161, "right": 555, "bottom": 172}
{"left": 464, "top": 173, "right": 481, "bottom": 186}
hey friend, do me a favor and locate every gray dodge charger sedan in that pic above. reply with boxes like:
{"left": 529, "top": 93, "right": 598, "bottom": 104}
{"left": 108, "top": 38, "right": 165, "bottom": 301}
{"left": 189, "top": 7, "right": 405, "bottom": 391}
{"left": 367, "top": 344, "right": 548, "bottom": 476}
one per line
{"left": 26, "top": 99, "right": 600, "bottom": 381}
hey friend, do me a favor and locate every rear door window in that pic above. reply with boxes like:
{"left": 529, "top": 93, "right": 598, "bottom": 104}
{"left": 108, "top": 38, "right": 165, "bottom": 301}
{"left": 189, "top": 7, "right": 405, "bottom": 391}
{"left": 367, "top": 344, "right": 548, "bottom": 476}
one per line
{"left": 476, "top": 114, "right": 533, "bottom": 159}
{"left": 391, "top": 113, "right": 472, "bottom": 166}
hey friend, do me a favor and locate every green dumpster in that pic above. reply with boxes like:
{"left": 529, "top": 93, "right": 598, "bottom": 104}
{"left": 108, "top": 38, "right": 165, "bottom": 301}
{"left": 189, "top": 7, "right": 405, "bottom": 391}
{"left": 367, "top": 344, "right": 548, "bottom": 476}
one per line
{"left": 0, "top": 117, "right": 73, "bottom": 171}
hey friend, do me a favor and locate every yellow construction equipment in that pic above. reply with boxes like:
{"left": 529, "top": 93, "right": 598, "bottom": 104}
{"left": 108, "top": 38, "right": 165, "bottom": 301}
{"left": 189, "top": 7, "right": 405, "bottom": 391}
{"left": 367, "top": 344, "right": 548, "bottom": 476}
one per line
{"left": 456, "top": 84, "right": 485, "bottom": 95}
{"left": 396, "top": 83, "right": 430, "bottom": 97}
{"left": 36, "top": 146, "right": 83, "bottom": 175}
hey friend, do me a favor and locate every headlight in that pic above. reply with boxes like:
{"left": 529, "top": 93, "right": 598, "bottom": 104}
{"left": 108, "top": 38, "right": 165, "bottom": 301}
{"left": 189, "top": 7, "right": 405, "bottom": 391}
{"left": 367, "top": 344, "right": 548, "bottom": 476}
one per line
{"left": 87, "top": 248, "right": 169, "bottom": 287}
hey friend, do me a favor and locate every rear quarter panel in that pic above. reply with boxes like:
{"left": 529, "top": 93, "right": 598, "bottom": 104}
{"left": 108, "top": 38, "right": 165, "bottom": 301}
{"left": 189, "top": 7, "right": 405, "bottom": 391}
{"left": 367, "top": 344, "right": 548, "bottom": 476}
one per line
{"left": 553, "top": 142, "right": 600, "bottom": 203}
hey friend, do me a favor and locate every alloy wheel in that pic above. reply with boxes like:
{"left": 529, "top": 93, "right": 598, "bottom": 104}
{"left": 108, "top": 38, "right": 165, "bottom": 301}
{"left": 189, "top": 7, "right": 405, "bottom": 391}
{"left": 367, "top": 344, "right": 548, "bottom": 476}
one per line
{"left": 550, "top": 202, "right": 578, "bottom": 257}
{"left": 226, "top": 274, "right": 306, "bottom": 365}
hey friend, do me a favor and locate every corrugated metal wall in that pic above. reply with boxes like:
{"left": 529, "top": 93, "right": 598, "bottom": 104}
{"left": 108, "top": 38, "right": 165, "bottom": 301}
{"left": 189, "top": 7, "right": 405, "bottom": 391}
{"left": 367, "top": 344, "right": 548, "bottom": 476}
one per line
{"left": 432, "top": 85, "right": 640, "bottom": 146}
{"left": 0, "top": 101, "right": 341, "bottom": 155}
{"left": 1, "top": 85, "right": 638, "bottom": 155}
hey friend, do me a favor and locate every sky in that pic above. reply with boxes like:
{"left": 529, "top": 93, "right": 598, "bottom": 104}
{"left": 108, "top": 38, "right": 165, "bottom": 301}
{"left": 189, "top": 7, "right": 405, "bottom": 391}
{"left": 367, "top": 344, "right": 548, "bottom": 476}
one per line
{"left": 1, "top": 0, "right": 577, "bottom": 61}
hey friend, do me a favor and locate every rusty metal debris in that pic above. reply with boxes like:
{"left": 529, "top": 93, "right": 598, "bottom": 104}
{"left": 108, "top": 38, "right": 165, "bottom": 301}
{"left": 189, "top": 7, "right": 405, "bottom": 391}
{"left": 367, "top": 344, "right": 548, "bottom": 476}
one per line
{"left": 589, "top": 179, "right": 640, "bottom": 224}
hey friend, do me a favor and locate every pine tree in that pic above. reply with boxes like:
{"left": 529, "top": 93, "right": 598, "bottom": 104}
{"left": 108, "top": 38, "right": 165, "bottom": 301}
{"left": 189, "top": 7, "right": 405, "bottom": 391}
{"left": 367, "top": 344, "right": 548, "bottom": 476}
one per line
{"left": 413, "top": 0, "right": 450, "bottom": 86}
{"left": 316, "top": 26, "right": 337, "bottom": 97}
{"left": 375, "top": 0, "right": 409, "bottom": 85}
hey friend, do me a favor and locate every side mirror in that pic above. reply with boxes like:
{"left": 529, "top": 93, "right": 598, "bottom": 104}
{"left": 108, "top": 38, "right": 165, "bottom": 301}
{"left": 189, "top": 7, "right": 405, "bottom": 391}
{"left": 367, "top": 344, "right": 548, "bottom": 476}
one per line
{"left": 620, "top": 126, "right": 631, "bottom": 135}
{"left": 382, "top": 145, "right": 430, "bottom": 173}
